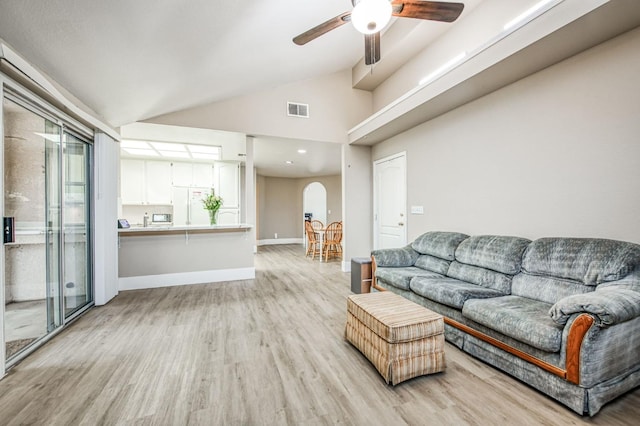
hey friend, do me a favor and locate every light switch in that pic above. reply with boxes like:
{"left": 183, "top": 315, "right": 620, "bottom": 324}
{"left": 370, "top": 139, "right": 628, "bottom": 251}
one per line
{"left": 411, "top": 205, "right": 424, "bottom": 215}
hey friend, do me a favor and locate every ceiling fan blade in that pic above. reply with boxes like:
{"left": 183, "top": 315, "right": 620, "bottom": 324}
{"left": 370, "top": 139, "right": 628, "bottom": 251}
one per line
{"left": 293, "top": 11, "right": 352, "bottom": 45}
{"left": 391, "top": 1, "right": 465, "bottom": 23}
{"left": 364, "top": 32, "right": 381, "bottom": 66}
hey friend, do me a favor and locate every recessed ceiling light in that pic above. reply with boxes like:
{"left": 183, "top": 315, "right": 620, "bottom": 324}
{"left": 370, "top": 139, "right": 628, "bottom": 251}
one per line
{"left": 297, "top": 149, "right": 307, "bottom": 154}
{"left": 285, "top": 160, "right": 294, "bottom": 165}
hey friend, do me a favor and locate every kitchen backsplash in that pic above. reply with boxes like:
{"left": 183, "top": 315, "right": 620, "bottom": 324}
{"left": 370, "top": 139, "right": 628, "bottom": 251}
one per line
{"left": 121, "top": 205, "right": 173, "bottom": 227}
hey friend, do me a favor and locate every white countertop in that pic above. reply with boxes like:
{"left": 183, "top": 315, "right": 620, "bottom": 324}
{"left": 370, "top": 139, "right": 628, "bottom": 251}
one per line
{"left": 118, "top": 224, "right": 253, "bottom": 235}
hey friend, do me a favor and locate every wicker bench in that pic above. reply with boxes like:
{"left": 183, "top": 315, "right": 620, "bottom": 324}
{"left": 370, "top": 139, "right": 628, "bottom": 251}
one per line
{"left": 345, "top": 291, "right": 446, "bottom": 385}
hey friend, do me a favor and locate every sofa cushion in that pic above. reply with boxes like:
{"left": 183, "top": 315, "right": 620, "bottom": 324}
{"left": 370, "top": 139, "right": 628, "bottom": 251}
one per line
{"left": 447, "top": 261, "right": 512, "bottom": 294}
{"left": 463, "top": 296, "right": 564, "bottom": 353}
{"left": 522, "top": 238, "right": 640, "bottom": 285}
{"left": 375, "top": 267, "right": 444, "bottom": 291}
{"left": 410, "top": 276, "right": 505, "bottom": 309}
{"left": 414, "top": 254, "right": 451, "bottom": 275}
{"left": 455, "top": 235, "right": 531, "bottom": 275}
{"left": 372, "top": 245, "right": 420, "bottom": 267}
{"left": 411, "top": 231, "right": 469, "bottom": 260}
{"left": 511, "top": 273, "right": 594, "bottom": 305}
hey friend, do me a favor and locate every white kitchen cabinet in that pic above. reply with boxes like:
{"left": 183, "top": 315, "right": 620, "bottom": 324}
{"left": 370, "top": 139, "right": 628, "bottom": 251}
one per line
{"left": 172, "top": 162, "right": 213, "bottom": 188}
{"left": 215, "top": 162, "right": 240, "bottom": 208}
{"left": 192, "top": 163, "right": 214, "bottom": 188}
{"left": 171, "top": 162, "right": 193, "bottom": 187}
{"left": 121, "top": 159, "right": 145, "bottom": 204}
{"left": 121, "top": 159, "right": 171, "bottom": 205}
{"left": 145, "top": 161, "right": 172, "bottom": 204}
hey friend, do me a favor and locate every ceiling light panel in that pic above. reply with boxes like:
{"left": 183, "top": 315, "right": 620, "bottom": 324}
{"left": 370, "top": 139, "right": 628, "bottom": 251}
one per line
{"left": 121, "top": 140, "right": 222, "bottom": 161}
{"left": 121, "top": 139, "right": 150, "bottom": 149}
{"left": 187, "top": 144, "right": 220, "bottom": 154}
{"left": 158, "top": 151, "right": 190, "bottom": 158}
{"left": 123, "top": 148, "right": 159, "bottom": 156}
{"left": 191, "top": 153, "right": 220, "bottom": 160}
{"left": 150, "top": 142, "right": 186, "bottom": 151}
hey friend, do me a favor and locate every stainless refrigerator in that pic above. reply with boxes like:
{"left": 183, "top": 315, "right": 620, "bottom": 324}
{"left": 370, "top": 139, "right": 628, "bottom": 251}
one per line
{"left": 172, "top": 186, "right": 211, "bottom": 226}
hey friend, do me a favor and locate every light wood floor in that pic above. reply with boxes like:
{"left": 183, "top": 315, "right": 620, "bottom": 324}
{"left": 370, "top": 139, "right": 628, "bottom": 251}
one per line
{"left": 1, "top": 245, "right": 638, "bottom": 425}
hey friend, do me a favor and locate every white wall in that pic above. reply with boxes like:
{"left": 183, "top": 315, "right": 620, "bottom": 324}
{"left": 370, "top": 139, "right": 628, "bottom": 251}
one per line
{"left": 147, "top": 70, "right": 373, "bottom": 144}
{"left": 372, "top": 27, "right": 640, "bottom": 244}
{"left": 93, "top": 132, "right": 120, "bottom": 305}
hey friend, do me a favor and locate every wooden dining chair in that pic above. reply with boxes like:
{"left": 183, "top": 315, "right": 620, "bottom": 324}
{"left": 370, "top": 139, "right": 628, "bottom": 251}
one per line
{"left": 305, "top": 220, "right": 321, "bottom": 259}
{"left": 323, "top": 221, "right": 343, "bottom": 261}
{"left": 311, "top": 220, "right": 324, "bottom": 233}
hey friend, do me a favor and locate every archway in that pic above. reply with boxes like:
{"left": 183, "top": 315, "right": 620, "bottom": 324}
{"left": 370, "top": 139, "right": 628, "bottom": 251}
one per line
{"left": 303, "top": 182, "right": 327, "bottom": 225}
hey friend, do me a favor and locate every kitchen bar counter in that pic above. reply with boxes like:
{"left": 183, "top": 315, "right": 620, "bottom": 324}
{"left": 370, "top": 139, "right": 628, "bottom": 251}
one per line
{"left": 118, "top": 223, "right": 252, "bottom": 236}
{"left": 118, "top": 223, "right": 255, "bottom": 291}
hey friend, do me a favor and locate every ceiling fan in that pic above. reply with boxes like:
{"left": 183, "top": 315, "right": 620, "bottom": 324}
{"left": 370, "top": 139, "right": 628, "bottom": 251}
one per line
{"left": 293, "top": 0, "right": 465, "bottom": 65}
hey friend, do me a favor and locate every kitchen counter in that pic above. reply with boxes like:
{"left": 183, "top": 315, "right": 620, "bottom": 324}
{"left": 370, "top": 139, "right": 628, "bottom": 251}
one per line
{"left": 118, "top": 223, "right": 252, "bottom": 236}
{"left": 118, "top": 223, "right": 255, "bottom": 291}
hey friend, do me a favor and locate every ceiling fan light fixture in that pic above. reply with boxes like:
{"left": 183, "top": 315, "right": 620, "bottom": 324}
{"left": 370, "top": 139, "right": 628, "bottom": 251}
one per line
{"left": 351, "top": 0, "right": 392, "bottom": 35}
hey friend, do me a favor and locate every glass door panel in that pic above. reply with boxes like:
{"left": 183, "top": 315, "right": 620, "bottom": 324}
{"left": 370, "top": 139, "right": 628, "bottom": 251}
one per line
{"left": 3, "top": 97, "right": 62, "bottom": 360}
{"left": 63, "top": 132, "right": 91, "bottom": 317}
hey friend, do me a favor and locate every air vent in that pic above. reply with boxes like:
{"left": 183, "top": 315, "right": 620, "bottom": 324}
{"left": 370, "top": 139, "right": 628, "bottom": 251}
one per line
{"left": 287, "top": 102, "right": 309, "bottom": 118}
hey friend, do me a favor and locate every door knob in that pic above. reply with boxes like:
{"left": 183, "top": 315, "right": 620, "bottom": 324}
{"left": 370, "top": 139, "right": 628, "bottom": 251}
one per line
{"left": 398, "top": 222, "right": 404, "bottom": 226}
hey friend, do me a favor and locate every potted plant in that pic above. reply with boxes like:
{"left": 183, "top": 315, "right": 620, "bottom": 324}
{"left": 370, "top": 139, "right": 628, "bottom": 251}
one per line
{"left": 202, "top": 188, "right": 223, "bottom": 225}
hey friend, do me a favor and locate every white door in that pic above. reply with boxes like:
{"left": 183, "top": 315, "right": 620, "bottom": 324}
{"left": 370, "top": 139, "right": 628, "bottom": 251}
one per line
{"left": 374, "top": 153, "right": 407, "bottom": 249}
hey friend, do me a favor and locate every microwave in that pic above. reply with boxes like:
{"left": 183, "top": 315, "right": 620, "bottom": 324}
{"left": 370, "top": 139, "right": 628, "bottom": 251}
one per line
{"left": 152, "top": 213, "right": 172, "bottom": 223}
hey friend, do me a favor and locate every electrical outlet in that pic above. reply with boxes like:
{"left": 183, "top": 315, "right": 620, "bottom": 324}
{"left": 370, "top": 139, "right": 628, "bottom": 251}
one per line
{"left": 274, "top": 233, "right": 278, "bottom": 239}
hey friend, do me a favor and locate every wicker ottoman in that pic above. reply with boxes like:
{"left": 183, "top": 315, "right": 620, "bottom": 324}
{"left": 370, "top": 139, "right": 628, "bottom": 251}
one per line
{"left": 345, "top": 291, "right": 445, "bottom": 385}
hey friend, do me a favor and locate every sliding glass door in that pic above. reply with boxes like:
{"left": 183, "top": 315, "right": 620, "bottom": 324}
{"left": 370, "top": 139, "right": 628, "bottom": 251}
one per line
{"left": 3, "top": 98, "right": 62, "bottom": 359}
{"left": 2, "top": 91, "right": 93, "bottom": 366}
{"left": 63, "top": 132, "right": 92, "bottom": 317}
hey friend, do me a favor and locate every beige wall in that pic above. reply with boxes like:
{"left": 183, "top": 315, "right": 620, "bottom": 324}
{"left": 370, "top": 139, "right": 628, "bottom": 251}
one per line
{"left": 341, "top": 144, "right": 373, "bottom": 267}
{"left": 147, "top": 70, "right": 373, "bottom": 144}
{"left": 257, "top": 174, "right": 342, "bottom": 241}
{"left": 372, "top": 27, "right": 640, "bottom": 244}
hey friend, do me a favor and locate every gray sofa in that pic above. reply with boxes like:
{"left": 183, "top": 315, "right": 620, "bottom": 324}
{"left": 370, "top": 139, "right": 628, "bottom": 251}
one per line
{"left": 371, "top": 231, "right": 640, "bottom": 416}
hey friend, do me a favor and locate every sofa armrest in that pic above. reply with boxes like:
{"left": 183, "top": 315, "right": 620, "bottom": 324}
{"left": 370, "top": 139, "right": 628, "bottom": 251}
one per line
{"left": 371, "top": 245, "right": 419, "bottom": 267}
{"left": 550, "top": 287, "right": 640, "bottom": 327}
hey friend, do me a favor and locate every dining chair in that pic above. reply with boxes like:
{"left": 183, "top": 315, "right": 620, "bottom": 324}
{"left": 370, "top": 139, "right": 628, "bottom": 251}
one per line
{"left": 305, "top": 220, "right": 321, "bottom": 259}
{"left": 322, "top": 221, "right": 343, "bottom": 261}
{"left": 311, "top": 219, "right": 324, "bottom": 233}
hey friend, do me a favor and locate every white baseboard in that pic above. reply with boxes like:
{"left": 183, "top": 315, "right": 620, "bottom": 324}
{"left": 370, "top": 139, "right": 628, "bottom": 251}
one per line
{"left": 118, "top": 267, "right": 255, "bottom": 291}
{"left": 257, "top": 238, "right": 303, "bottom": 246}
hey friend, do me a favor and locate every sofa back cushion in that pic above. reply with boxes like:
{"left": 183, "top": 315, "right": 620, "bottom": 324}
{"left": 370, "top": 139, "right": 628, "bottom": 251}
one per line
{"left": 447, "top": 261, "right": 512, "bottom": 294}
{"left": 411, "top": 231, "right": 469, "bottom": 260}
{"left": 522, "top": 238, "right": 640, "bottom": 285}
{"left": 414, "top": 254, "right": 451, "bottom": 275}
{"left": 511, "top": 273, "right": 594, "bottom": 305}
{"left": 372, "top": 245, "right": 419, "bottom": 267}
{"left": 454, "top": 235, "right": 531, "bottom": 275}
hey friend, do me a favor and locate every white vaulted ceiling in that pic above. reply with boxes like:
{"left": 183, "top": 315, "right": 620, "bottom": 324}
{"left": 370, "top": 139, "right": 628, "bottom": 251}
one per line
{"left": 3, "top": 1, "right": 637, "bottom": 177}
{"left": 0, "top": 0, "right": 481, "bottom": 128}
